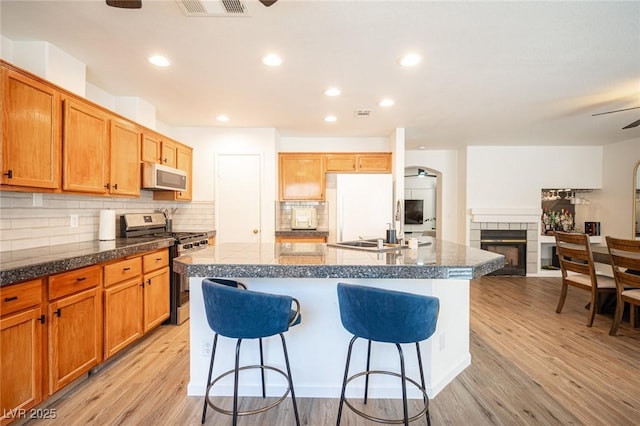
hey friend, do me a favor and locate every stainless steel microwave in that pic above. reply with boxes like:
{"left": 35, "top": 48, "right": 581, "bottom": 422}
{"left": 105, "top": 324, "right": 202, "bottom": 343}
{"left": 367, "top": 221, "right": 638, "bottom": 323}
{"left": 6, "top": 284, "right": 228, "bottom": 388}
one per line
{"left": 142, "top": 163, "right": 187, "bottom": 191}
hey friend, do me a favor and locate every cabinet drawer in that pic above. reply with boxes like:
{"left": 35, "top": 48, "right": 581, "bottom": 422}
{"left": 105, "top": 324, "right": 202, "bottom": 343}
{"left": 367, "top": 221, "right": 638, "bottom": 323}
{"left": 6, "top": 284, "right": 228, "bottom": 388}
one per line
{"left": 104, "top": 257, "right": 142, "bottom": 287}
{"left": 143, "top": 249, "right": 169, "bottom": 273}
{"left": 0, "top": 279, "right": 43, "bottom": 316}
{"left": 49, "top": 265, "right": 101, "bottom": 300}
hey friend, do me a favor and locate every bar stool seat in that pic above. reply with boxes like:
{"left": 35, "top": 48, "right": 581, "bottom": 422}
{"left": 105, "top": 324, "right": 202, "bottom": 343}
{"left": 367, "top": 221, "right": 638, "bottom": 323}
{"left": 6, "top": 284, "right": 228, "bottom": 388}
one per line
{"left": 336, "top": 282, "right": 439, "bottom": 426}
{"left": 201, "top": 278, "right": 301, "bottom": 425}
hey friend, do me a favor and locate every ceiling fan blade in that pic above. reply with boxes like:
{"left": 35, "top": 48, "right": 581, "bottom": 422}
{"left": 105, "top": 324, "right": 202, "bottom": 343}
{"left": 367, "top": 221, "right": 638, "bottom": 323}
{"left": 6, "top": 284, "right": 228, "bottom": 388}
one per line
{"left": 258, "top": 0, "right": 278, "bottom": 6}
{"left": 592, "top": 106, "right": 640, "bottom": 116}
{"left": 106, "top": 0, "right": 142, "bottom": 9}
{"left": 622, "top": 118, "right": 640, "bottom": 129}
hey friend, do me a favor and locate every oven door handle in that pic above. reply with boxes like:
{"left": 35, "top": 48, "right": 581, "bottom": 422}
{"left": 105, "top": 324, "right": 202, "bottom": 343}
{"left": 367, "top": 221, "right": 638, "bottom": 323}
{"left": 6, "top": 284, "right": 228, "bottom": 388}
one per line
{"left": 481, "top": 239, "right": 527, "bottom": 243}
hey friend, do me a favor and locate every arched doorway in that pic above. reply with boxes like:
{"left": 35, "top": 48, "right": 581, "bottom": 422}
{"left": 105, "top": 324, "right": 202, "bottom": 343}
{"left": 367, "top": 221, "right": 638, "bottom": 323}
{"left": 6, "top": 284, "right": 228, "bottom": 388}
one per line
{"left": 403, "top": 166, "right": 442, "bottom": 239}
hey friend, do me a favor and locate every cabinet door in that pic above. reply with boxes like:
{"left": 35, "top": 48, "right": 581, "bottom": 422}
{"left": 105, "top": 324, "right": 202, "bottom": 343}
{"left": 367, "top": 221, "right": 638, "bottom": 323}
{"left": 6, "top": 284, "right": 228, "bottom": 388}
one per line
{"left": 279, "top": 154, "right": 325, "bottom": 200}
{"left": 357, "top": 153, "right": 392, "bottom": 172}
{"left": 0, "top": 306, "right": 44, "bottom": 420}
{"left": 143, "top": 267, "right": 169, "bottom": 333}
{"left": 160, "top": 140, "right": 177, "bottom": 168}
{"left": 1, "top": 68, "right": 61, "bottom": 190}
{"left": 103, "top": 278, "right": 143, "bottom": 359}
{"left": 48, "top": 287, "right": 101, "bottom": 394}
{"left": 109, "top": 119, "right": 141, "bottom": 196}
{"left": 175, "top": 145, "right": 192, "bottom": 201}
{"left": 62, "top": 98, "right": 109, "bottom": 194}
{"left": 141, "top": 131, "right": 162, "bottom": 163}
{"left": 325, "top": 154, "right": 356, "bottom": 172}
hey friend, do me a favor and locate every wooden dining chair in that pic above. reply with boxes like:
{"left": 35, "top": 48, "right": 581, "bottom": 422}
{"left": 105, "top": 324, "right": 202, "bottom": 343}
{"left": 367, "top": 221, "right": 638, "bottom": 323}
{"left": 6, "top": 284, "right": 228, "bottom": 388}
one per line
{"left": 606, "top": 236, "right": 640, "bottom": 336}
{"left": 554, "top": 232, "right": 616, "bottom": 326}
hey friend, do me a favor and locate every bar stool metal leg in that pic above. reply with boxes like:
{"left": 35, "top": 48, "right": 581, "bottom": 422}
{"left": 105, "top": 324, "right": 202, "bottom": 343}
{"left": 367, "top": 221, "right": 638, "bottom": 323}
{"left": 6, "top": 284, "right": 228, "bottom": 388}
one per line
{"left": 280, "top": 333, "right": 301, "bottom": 426}
{"left": 201, "top": 334, "right": 219, "bottom": 424}
{"left": 364, "top": 339, "right": 372, "bottom": 404}
{"left": 259, "top": 338, "right": 266, "bottom": 398}
{"left": 396, "top": 343, "right": 409, "bottom": 426}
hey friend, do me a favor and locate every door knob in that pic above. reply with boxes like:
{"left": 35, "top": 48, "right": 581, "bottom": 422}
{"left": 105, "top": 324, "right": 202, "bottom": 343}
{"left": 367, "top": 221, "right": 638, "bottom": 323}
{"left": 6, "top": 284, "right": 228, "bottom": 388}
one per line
{"left": 253, "top": 229, "right": 259, "bottom": 234}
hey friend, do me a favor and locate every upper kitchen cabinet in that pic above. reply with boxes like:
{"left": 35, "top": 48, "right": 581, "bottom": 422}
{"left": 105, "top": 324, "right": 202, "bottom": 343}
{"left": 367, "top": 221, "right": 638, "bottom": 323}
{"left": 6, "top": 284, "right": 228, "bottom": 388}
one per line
{"left": 153, "top": 142, "right": 193, "bottom": 201}
{"left": 279, "top": 154, "right": 326, "bottom": 200}
{"left": 1, "top": 65, "right": 62, "bottom": 191}
{"left": 160, "top": 138, "right": 178, "bottom": 168}
{"left": 63, "top": 98, "right": 141, "bottom": 197}
{"left": 141, "top": 130, "right": 162, "bottom": 164}
{"left": 325, "top": 153, "right": 392, "bottom": 173}
{"left": 62, "top": 97, "right": 110, "bottom": 194}
{"left": 109, "top": 119, "right": 141, "bottom": 197}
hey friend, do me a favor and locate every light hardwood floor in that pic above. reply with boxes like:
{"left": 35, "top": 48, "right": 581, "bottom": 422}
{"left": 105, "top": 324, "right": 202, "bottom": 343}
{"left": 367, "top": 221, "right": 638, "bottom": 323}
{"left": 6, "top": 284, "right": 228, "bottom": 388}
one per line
{"left": 26, "top": 276, "right": 640, "bottom": 425}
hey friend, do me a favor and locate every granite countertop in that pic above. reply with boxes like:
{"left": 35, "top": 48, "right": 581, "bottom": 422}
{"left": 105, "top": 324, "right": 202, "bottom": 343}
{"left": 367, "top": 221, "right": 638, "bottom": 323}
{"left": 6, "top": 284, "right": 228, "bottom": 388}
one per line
{"left": 275, "top": 228, "right": 330, "bottom": 237}
{"left": 173, "top": 238, "right": 505, "bottom": 280}
{"left": 0, "top": 237, "right": 175, "bottom": 286}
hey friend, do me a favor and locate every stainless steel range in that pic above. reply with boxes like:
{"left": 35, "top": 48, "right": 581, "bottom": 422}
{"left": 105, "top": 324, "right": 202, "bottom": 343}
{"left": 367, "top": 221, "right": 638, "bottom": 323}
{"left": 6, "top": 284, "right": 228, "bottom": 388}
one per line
{"left": 120, "top": 213, "right": 210, "bottom": 324}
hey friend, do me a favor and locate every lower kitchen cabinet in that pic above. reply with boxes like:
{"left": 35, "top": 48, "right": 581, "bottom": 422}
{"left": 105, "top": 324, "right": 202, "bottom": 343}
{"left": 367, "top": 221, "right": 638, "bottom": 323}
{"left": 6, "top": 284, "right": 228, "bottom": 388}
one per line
{"left": 143, "top": 267, "right": 170, "bottom": 332}
{"left": 0, "top": 279, "right": 44, "bottom": 425}
{"left": 103, "top": 278, "right": 143, "bottom": 359}
{"left": 47, "top": 266, "right": 102, "bottom": 394}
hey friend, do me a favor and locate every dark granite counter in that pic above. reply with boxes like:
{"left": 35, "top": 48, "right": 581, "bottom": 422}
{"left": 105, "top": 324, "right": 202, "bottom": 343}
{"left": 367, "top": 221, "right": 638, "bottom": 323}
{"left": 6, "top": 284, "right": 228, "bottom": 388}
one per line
{"left": 275, "top": 229, "right": 330, "bottom": 238}
{"left": 0, "top": 237, "right": 174, "bottom": 286}
{"left": 173, "top": 238, "right": 504, "bottom": 280}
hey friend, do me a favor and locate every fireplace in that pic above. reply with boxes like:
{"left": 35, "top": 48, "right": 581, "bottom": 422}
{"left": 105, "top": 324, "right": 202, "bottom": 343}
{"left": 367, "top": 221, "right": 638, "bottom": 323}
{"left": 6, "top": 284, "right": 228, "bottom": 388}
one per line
{"left": 480, "top": 229, "right": 527, "bottom": 276}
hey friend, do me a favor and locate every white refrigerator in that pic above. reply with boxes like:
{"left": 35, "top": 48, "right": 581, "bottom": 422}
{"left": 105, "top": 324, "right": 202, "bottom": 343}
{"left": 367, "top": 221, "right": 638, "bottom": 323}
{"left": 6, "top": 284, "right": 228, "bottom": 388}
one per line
{"left": 336, "top": 174, "right": 394, "bottom": 242}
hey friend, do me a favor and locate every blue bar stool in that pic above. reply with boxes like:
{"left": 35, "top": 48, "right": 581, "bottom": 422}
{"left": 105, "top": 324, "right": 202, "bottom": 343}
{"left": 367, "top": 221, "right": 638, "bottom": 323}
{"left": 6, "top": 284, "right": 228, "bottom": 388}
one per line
{"left": 336, "top": 282, "right": 440, "bottom": 426}
{"left": 201, "top": 278, "right": 301, "bottom": 425}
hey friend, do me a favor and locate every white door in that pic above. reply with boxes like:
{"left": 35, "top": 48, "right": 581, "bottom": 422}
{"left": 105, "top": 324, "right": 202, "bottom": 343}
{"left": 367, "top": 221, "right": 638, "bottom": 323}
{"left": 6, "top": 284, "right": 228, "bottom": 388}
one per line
{"left": 216, "top": 154, "right": 261, "bottom": 243}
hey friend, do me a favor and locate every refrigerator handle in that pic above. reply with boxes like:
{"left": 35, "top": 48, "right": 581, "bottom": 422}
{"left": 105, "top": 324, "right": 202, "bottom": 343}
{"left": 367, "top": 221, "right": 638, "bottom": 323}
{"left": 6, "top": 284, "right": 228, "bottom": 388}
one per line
{"left": 338, "top": 195, "right": 343, "bottom": 242}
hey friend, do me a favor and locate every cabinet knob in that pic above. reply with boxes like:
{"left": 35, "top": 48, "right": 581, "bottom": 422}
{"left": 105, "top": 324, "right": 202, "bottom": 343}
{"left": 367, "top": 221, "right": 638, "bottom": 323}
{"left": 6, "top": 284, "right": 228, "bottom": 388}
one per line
{"left": 76, "top": 277, "right": 87, "bottom": 282}
{"left": 113, "top": 183, "right": 118, "bottom": 190}
{"left": 104, "top": 183, "right": 111, "bottom": 189}
{"left": 54, "top": 308, "right": 61, "bottom": 317}
{"left": 3, "top": 170, "right": 13, "bottom": 179}
{"left": 253, "top": 229, "right": 259, "bottom": 234}
{"left": 4, "top": 296, "right": 18, "bottom": 302}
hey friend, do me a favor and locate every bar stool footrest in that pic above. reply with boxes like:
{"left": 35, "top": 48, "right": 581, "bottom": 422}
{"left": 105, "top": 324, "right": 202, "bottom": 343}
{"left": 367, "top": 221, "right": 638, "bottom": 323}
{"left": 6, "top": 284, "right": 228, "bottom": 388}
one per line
{"left": 205, "top": 364, "right": 292, "bottom": 417}
{"left": 343, "top": 370, "right": 429, "bottom": 424}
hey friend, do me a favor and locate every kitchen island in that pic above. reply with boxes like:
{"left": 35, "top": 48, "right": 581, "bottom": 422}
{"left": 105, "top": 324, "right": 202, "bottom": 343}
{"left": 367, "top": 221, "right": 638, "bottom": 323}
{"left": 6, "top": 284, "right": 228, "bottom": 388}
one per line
{"left": 173, "top": 238, "right": 504, "bottom": 400}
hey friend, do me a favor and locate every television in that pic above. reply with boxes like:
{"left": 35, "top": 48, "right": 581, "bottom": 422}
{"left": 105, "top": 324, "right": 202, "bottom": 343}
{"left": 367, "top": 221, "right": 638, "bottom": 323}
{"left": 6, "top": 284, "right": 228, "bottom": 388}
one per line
{"left": 404, "top": 199, "right": 424, "bottom": 225}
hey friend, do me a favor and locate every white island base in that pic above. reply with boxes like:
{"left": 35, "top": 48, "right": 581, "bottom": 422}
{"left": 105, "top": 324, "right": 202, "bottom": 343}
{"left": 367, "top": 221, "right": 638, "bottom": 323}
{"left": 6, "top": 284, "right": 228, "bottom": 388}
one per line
{"left": 187, "top": 277, "right": 470, "bottom": 400}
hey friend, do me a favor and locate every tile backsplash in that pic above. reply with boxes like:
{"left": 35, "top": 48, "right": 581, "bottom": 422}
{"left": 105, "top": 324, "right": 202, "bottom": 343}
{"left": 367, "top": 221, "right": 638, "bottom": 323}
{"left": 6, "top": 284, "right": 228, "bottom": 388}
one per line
{"left": 276, "top": 201, "right": 328, "bottom": 230}
{"left": 0, "top": 191, "right": 214, "bottom": 252}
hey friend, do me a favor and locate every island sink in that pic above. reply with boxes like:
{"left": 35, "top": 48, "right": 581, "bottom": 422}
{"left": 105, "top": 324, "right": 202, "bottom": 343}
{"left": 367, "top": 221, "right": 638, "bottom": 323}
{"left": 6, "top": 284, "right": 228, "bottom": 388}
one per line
{"left": 327, "top": 239, "right": 431, "bottom": 252}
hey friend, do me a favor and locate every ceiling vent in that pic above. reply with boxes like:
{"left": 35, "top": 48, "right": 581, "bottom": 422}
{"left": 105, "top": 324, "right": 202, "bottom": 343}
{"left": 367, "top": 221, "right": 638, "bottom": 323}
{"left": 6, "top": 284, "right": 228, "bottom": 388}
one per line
{"left": 354, "top": 109, "right": 372, "bottom": 118}
{"left": 175, "top": 0, "right": 249, "bottom": 17}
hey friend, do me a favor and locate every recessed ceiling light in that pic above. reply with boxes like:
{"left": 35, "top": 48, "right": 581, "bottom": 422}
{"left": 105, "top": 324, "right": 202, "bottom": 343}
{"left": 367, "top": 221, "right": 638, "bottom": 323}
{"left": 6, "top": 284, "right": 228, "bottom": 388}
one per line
{"left": 378, "top": 98, "right": 395, "bottom": 107}
{"left": 324, "top": 115, "right": 337, "bottom": 122}
{"left": 262, "top": 53, "right": 282, "bottom": 67}
{"left": 148, "top": 55, "right": 170, "bottom": 67}
{"left": 399, "top": 53, "right": 421, "bottom": 67}
{"left": 216, "top": 115, "right": 230, "bottom": 122}
{"left": 324, "top": 87, "right": 341, "bottom": 97}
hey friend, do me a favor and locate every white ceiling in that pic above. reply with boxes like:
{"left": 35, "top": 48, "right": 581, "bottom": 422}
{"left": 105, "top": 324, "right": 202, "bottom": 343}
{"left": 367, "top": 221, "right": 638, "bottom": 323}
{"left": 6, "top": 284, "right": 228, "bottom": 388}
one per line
{"left": 1, "top": 0, "right": 639, "bottom": 149}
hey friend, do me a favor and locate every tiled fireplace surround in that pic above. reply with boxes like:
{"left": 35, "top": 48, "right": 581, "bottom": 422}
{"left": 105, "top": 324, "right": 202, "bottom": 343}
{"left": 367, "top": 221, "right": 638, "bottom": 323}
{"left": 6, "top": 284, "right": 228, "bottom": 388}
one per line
{"left": 469, "top": 209, "right": 541, "bottom": 275}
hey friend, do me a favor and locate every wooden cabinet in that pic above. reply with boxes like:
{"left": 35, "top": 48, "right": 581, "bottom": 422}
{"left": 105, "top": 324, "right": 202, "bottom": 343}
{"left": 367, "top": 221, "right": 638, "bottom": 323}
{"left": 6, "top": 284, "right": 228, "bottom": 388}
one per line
{"left": 357, "top": 153, "right": 392, "bottom": 172}
{"left": 62, "top": 98, "right": 110, "bottom": 194}
{"left": 279, "top": 154, "right": 325, "bottom": 200}
{"left": 1, "top": 66, "right": 61, "bottom": 191}
{"left": 103, "top": 249, "right": 168, "bottom": 357}
{"left": 103, "top": 257, "right": 143, "bottom": 359}
{"left": 109, "top": 119, "right": 141, "bottom": 197}
{"left": 325, "top": 152, "right": 392, "bottom": 173}
{"left": 0, "top": 279, "right": 45, "bottom": 424}
{"left": 47, "top": 266, "right": 102, "bottom": 394}
{"left": 160, "top": 139, "right": 178, "bottom": 168}
{"left": 141, "top": 130, "right": 162, "bottom": 164}
{"left": 153, "top": 142, "right": 193, "bottom": 201}
{"left": 142, "top": 250, "right": 170, "bottom": 332}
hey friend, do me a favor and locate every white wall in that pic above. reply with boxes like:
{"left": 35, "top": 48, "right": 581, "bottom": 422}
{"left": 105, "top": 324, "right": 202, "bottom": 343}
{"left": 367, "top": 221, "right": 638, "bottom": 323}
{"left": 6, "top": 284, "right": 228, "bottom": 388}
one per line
{"left": 594, "top": 138, "right": 640, "bottom": 239}
{"left": 466, "top": 146, "right": 604, "bottom": 210}
{"left": 172, "top": 127, "right": 278, "bottom": 240}
{"left": 278, "top": 137, "right": 389, "bottom": 152}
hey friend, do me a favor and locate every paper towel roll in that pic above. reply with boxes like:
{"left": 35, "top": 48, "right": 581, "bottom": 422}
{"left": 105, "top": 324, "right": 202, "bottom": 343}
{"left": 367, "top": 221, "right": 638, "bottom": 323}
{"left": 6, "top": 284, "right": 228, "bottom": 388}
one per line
{"left": 98, "top": 210, "right": 116, "bottom": 241}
